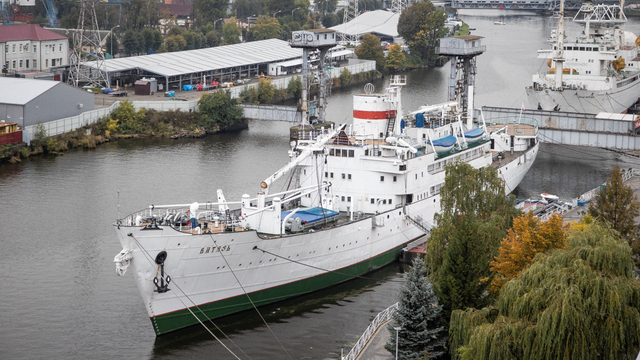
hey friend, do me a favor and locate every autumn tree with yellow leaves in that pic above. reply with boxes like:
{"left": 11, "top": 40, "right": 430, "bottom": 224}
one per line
{"left": 489, "top": 212, "right": 568, "bottom": 293}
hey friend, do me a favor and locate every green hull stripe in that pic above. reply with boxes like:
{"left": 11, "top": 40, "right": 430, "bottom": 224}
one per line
{"left": 151, "top": 243, "right": 410, "bottom": 335}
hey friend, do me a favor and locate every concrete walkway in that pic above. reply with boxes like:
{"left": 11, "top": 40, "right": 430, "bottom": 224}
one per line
{"left": 355, "top": 320, "right": 395, "bottom": 360}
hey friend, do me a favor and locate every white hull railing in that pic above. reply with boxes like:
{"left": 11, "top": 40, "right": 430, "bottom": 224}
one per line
{"left": 342, "top": 302, "right": 398, "bottom": 360}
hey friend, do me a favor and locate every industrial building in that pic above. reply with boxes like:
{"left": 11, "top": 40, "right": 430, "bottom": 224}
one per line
{"left": 330, "top": 10, "right": 401, "bottom": 43}
{"left": 0, "top": 77, "right": 95, "bottom": 129}
{"left": 78, "top": 38, "right": 305, "bottom": 91}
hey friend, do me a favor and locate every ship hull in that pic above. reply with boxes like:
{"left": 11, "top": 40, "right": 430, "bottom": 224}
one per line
{"left": 526, "top": 77, "right": 640, "bottom": 114}
{"left": 116, "top": 200, "right": 435, "bottom": 335}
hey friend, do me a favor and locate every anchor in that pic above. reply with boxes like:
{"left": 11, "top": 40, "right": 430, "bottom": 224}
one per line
{"left": 153, "top": 250, "right": 171, "bottom": 293}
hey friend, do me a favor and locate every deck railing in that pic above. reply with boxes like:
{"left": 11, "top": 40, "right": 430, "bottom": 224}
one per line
{"left": 342, "top": 302, "right": 398, "bottom": 360}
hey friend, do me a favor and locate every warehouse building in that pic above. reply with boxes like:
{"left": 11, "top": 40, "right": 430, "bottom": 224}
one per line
{"left": 78, "top": 38, "right": 304, "bottom": 90}
{"left": 330, "top": 10, "right": 401, "bottom": 44}
{"left": 0, "top": 77, "right": 95, "bottom": 129}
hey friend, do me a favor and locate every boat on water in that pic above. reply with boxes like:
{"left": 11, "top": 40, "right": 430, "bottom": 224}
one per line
{"left": 494, "top": 20, "right": 506, "bottom": 25}
{"left": 113, "top": 75, "right": 539, "bottom": 336}
{"left": 526, "top": 0, "right": 640, "bottom": 113}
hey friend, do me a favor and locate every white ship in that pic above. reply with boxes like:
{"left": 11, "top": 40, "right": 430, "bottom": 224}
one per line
{"left": 526, "top": 0, "right": 640, "bottom": 113}
{"left": 113, "top": 76, "right": 539, "bottom": 336}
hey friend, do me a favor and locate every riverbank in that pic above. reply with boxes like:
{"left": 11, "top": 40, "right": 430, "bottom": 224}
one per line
{"left": 0, "top": 108, "right": 248, "bottom": 164}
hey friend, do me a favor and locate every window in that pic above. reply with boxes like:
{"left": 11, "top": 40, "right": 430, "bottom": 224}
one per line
{"left": 330, "top": 172, "right": 334, "bottom": 178}
{"left": 19, "top": 44, "right": 22, "bottom": 53}
{"left": 45, "top": 46, "right": 48, "bottom": 54}
{"left": 324, "top": 34, "right": 327, "bottom": 39}
{"left": 348, "top": 174, "right": 352, "bottom": 180}
{"left": 393, "top": 176, "right": 397, "bottom": 182}
{"left": 59, "top": 44, "right": 62, "bottom": 52}
{"left": 51, "top": 59, "right": 55, "bottom": 66}
{"left": 347, "top": 196, "right": 351, "bottom": 202}
{"left": 371, "top": 198, "right": 375, "bottom": 204}
{"left": 329, "top": 149, "right": 334, "bottom": 156}
{"left": 383, "top": 199, "right": 387, "bottom": 204}
{"left": 342, "top": 173, "right": 345, "bottom": 179}
{"left": 348, "top": 150, "right": 354, "bottom": 157}
{"left": 325, "top": 171, "right": 328, "bottom": 177}
{"left": 25, "top": 60, "right": 29, "bottom": 68}
{"left": 52, "top": 44, "right": 55, "bottom": 52}
{"left": 33, "top": 60, "right": 37, "bottom": 68}
{"left": 33, "top": 45, "right": 36, "bottom": 52}
{"left": 12, "top": 44, "right": 15, "bottom": 52}
{"left": 341, "top": 196, "right": 345, "bottom": 201}
{"left": 19, "top": 60, "right": 22, "bottom": 68}
{"left": 389, "top": 199, "right": 392, "bottom": 205}
{"left": 380, "top": 176, "right": 384, "bottom": 182}
{"left": 46, "top": 59, "right": 49, "bottom": 67}
{"left": 25, "top": 44, "right": 29, "bottom": 52}
{"left": 342, "top": 149, "right": 347, "bottom": 157}
{"left": 12, "top": 60, "right": 15, "bottom": 69}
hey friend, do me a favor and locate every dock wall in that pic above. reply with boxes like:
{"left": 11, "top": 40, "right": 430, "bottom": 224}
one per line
{"left": 481, "top": 106, "right": 640, "bottom": 150}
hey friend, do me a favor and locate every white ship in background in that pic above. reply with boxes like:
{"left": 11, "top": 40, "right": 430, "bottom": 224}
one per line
{"left": 526, "top": 0, "right": 640, "bottom": 113}
{"left": 113, "top": 37, "right": 539, "bottom": 336}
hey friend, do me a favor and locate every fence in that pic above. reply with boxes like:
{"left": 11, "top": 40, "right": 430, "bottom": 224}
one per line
{"left": 342, "top": 302, "right": 398, "bottom": 360}
{"left": 240, "top": 104, "right": 301, "bottom": 122}
{"left": 23, "top": 102, "right": 120, "bottom": 143}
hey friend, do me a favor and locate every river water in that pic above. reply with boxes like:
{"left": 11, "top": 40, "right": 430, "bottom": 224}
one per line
{"left": 3, "top": 14, "right": 640, "bottom": 359}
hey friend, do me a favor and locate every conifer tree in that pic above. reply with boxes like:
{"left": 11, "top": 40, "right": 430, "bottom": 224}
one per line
{"left": 385, "top": 258, "right": 447, "bottom": 360}
{"left": 449, "top": 221, "right": 640, "bottom": 360}
{"left": 588, "top": 165, "right": 640, "bottom": 264}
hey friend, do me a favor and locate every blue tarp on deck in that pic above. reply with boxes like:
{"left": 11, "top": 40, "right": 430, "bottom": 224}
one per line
{"left": 460, "top": 128, "right": 484, "bottom": 138}
{"left": 281, "top": 207, "right": 339, "bottom": 224}
{"left": 427, "top": 135, "right": 456, "bottom": 147}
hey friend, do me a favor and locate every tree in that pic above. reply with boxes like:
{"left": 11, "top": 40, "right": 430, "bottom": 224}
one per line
{"left": 165, "top": 35, "right": 186, "bottom": 52}
{"left": 489, "top": 212, "right": 567, "bottom": 294}
{"left": 426, "top": 161, "right": 519, "bottom": 319}
{"left": 385, "top": 258, "right": 447, "bottom": 359}
{"left": 122, "top": 30, "right": 142, "bottom": 56}
{"left": 105, "top": 33, "right": 119, "bottom": 57}
{"left": 198, "top": 90, "right": 244, "bottom": 128}
{"left": 205, "top": 31, "right": 220, "bottom": 47}
{"left": 250, "top": 16, "right": 282, "bottom": 41}
{"left": 354, "top": 34, "right": 385, "bottom": 71}
{"left": 339, "top": 68, "right": 352, "bottom": 86}
{"left": 322, "top": 13, "right": 340, "bottom": 28}
{"left": 588, "top": 165, "right": 640, "bottom": 240}
{"left": 287, "top": 76, "right": 302, "bottom": 98}
{"left": 257, "top": 78, "right": 276, "bottom": 103}
{"left": 397, "top": 1, "right": 447, "bottom": 63}
{"left": 222, "top": 17, "right": 242, "bottom": 45}
{"left": 449, "top": 221, "right": 640, "bottom": 360}
{"left": 192, "top": 0, "right": 227, "bottom": 28}
{"left": 385, "top": 43, "right": 406, "bottom": 72}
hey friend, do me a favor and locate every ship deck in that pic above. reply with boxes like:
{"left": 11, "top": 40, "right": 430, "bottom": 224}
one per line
{"left": 486, "top": 123, "right": 536, "bottom": 137}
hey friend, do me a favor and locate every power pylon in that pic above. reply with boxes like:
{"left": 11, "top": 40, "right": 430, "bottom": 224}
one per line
{"left": 68, "top": 0, "right": 108, "bottom": 88}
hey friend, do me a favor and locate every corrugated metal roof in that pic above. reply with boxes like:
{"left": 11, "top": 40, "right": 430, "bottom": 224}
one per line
{"left": 81, "top": 39, "right": 303, "bottom": 77}
{"left": 0, "top": 77, "right": 60, "bottom": 105}
{"left": 595, "top": 112, "right": 640, "bottom": 121}
{"left": 329, "top": 49, "right": 354, "bottom": 58}
{"left": 330, "top": 10, "right": 399, "bottom": 38}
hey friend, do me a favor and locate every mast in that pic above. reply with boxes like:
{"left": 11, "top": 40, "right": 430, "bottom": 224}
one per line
{"left": 553, "top": 0, "right": 565, "bottom": 89}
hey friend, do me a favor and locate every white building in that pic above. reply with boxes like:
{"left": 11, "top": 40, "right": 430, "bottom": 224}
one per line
{"left": 0, "top": 24, "right": 69, "bottom": 73}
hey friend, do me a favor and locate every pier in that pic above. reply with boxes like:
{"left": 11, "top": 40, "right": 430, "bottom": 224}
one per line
{"left": 482, "top": 106, "right": 640, "bottom": 150}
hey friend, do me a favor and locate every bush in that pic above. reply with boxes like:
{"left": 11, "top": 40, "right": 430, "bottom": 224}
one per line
{"left": 257, "top": 78, "right": 276, "bottom": 103}
{"left": 339, "top": 68, "right": 352, "bottom": 86}
{"left": 198, "top": 90, "right": 244, "bottom": 128}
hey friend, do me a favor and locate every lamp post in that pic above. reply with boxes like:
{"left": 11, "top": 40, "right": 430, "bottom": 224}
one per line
{"left": 214, "top": 18, "right": 224, "bottom": 30}
{"left": 291, "top": 6, "right": 300, "bottom": 17}
{"left": 110, "top": 25, "right": 120, "bottom": 59}
{"left": 394, "top": 326, "right": 402, "bottom": 360}
{"left": 272, "top": 9, "right": 283, "bottom": 17}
